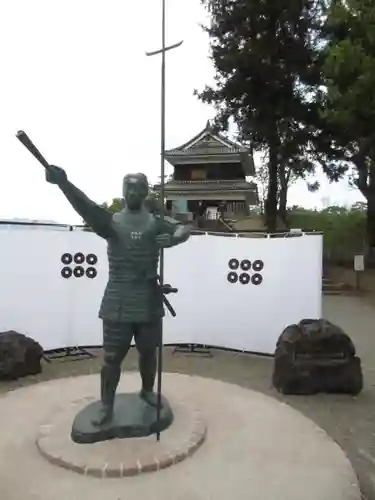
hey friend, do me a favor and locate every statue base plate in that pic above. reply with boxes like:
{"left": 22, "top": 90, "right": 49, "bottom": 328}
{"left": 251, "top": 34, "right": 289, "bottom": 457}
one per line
{"left": 71, "top": 393, "right": 173, "bottom": 444}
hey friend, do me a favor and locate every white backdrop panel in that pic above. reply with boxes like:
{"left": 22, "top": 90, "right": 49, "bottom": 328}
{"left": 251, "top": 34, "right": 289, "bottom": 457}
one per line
{"left": 67, "top": 231, "right": 108, "bottom": 347}
{"left": 163, "top": 235, "right": 202, "bottom": 345}
{"left": 67, "top": 231, "right": 199, "bottom": 347}
{"left": 0, "top": 229, "right": 322, "bottom": 355}
{"left": 0, "top": 229, "right": 70, "bottom": 350}
{"left": 188, "top": 234, "right": 322, "bottom": 354}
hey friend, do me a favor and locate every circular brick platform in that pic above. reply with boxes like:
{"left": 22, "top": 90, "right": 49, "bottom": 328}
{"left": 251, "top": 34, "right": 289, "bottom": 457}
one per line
{"left": 36, "top": 394, "right": 206, "bottom": 478}
{"left": 0, "top": 372, "right": 361, "bottom": 500}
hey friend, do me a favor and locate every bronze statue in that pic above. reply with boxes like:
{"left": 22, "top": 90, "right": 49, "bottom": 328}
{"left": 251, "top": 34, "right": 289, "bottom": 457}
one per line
{"left": 45, "top": 166, "right": 191, "bottom": 427}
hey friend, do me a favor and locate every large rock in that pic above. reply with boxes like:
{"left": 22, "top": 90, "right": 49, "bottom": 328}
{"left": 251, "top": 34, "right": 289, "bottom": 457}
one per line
{"left": 0, "top": 330, "right": 43, "bottom": 380}
{"left": 272, "top": 319, "right": 363, "bottom": 395}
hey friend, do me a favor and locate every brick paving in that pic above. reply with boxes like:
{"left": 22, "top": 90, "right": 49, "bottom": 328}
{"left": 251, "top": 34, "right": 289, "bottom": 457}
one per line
{"left": 36, "top": 390, "right": 206, "bottom": 478}
{"left": 0, "top": 373, "right": 360, "bottom": 500}
{"left": 0, "top": 295, "right": 374, "bottom": 498}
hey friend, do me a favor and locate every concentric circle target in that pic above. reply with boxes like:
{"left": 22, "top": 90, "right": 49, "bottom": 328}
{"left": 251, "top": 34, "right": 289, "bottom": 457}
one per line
{"left": 74, "top": 252, "right": 85, "bottom": 264}
{"left": 252, "top": 260, "right": 264, "bottom": 272}
{"left": 239, "top": 273, "right": 250, "bottom": 285}
{"left": 251, "top": 273, "right": 263, "bottom": 286}
{"left": 227, "top": 272, "right": 238, "bottom": 284}
{"left": 61, "top": 267, "right": 72, "bottom": 279}
{"left": 61, "top": 253, "right": 72, "bottom": 265}
{"left": 240, "top": 259, "right": 251, "bottom": 271}
{"left": 228, "top": 258, "right": 239, "bottom": 270}
{"left": 86, "top": 267, "right": 97, "bottom": 279}
{"left": 86, "top": 253, "right": 98, "bottom": 265}
{"left": 73, "top": 266, "right": 85, "bottom": 278}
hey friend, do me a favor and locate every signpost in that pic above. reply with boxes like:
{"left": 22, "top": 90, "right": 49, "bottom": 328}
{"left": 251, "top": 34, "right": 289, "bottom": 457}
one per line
{"left": 354, "top": 254, "right": 365, "bottom": 290}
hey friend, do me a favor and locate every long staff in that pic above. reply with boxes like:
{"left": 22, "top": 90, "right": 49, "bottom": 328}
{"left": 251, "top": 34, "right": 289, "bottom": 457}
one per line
{"left": 146, "top": 0, "right": 183, "bottom": 442}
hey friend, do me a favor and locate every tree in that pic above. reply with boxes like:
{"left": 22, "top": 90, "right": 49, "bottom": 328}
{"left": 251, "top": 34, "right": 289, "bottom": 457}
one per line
{"left": 102, "top": 198, "right": 123, "bottom": 213}
{"left": 195, "top": 0, "right": 325, "bottom": 231}
{"left": 321, "top": 0, "right": 375, "bottom": 251}
{"left": 256, "top": 153, "right": 320, "bottom": 226}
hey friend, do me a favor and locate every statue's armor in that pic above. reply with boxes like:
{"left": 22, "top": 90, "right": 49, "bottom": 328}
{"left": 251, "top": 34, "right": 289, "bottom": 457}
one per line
{"left": 99, "top": 209, "right": 165, "bottom": 323}
{"left": 57, "top": 180, "right": 187, "bottom": 324}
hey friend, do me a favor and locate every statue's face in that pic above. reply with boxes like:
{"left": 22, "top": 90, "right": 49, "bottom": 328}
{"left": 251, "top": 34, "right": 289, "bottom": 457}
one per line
{"left": 123, "top": 176, "right": 148, "bottom": 210}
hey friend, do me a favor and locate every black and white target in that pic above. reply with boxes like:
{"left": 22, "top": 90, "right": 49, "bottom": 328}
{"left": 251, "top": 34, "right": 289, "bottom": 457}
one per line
{"left": 73, "top": 266, "right": 85, "bottom": 278}
{"left": 228, "top": 258, "right": 239, "bottom": 270}
{"left": 61, "top": 253, "right": 73, "bottom": 265}
{"left": 74, "top": 252, "right": 85, "bottom": 264}
{"left": 251, "top": 273, "right": 263, "bottom": 285}
{"left": 252, "top": 260, "right": 264, "bottom": 272}
{"left": 86, "top": 267, "right": 97, "bottom": 279}
{"left": 60, "top": 252, "right": 98, "bottom": 279}
{"left": 227, "top": 271, "right": 238, "bottom": 284}
{"left": 227, "top": 257, "right": 264, "bottom": 286}
{"left": 86, "top": 253, "right": 98, "bottom": 265}
{"left": 61, "top": 266, "right": 72, "bottom": 279}
{"left": 239, "top": 273, "right": 250, "bottom": 285}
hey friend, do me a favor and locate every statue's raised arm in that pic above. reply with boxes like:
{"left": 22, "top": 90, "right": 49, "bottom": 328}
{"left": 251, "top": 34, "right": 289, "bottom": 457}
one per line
{"left": 46, "top": 165, "right": 114, "bottom": 239}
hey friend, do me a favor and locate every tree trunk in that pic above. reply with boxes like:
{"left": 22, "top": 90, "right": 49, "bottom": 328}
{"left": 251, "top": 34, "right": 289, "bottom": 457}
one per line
{"left": 278, "top": 163, "right": 290, "bottom": 229}
{"left": 265, "top": 141, "right": 279, "bottom": 232}
{"left": 367, "top": 164, "right": 375, "bottom": 256}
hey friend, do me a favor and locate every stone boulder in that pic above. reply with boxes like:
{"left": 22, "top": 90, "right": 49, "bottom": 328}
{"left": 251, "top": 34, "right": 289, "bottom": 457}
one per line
{"left": 0, "top": 330, "right": 44, "bottom": 380}
{"left": 272, "top": 319, "right": 363, "bottom": 395}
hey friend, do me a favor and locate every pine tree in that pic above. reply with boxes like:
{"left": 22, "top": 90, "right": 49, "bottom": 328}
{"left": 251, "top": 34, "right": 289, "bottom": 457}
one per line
{"left": 196, "top": 0, "right": 325, "bottom": 230}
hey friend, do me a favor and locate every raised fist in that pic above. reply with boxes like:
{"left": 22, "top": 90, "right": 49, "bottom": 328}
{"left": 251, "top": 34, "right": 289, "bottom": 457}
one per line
{"left": 45, "top": 165, "right": 68, "bottom": 185}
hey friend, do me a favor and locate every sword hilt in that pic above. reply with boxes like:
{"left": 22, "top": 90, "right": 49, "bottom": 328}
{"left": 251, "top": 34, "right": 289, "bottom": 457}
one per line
{"left": 161, "top": 284, "right": 178, "bottom": 295}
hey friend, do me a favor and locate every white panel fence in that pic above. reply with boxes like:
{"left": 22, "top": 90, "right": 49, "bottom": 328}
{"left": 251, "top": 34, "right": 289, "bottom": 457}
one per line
{"left": 0, "top": 227, "right": 323, "bottom": 355}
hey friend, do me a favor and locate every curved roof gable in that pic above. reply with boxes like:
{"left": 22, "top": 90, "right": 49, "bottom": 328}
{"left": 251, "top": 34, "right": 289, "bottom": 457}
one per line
{"left": 165, "top": 121, "right": 247, "bottom": 156}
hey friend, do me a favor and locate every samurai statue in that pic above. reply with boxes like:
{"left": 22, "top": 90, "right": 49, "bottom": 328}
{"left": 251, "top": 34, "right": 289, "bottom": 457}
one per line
{"left": 45, "top": 166, "right": 191, "bottom": 426}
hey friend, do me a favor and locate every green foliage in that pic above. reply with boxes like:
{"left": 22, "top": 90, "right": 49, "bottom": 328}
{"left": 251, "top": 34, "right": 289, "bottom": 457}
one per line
{"left": 289, "top": 204, "right": 366, "bottom": 262}
{"left": 196, "top": 0, "right": 325, "bottom": 230}
{"left": 320, "top": 0, "right": 375, "bottom": 248}
{"left": 102, "top": 198, "right": 123, "bottom": 213}
{"left": 323, "top": 0, "right": 375, "bottom": 142}
{"left": 321, "top": 0, "right": 375, "bottom": 187}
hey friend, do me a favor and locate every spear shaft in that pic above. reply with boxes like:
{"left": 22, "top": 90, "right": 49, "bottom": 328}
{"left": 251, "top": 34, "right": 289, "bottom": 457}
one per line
{"left": 146, "top": 0, "right": 183, "bottom": 442}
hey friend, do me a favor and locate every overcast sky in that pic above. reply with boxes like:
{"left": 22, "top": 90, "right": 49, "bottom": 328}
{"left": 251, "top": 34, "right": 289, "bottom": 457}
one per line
{"left": 0, "top": 0, "right": 364, "bottom": 224}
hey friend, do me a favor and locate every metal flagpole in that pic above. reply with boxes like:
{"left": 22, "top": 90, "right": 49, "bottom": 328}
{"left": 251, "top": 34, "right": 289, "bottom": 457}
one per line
{"left": 146, "top": 0, "right": 183, "bottom": 442}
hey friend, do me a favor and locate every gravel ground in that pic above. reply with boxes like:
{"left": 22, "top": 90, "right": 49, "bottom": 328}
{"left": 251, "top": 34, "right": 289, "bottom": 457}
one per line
{"left": 1, "top": 295, "right": 375, "bottom": 499}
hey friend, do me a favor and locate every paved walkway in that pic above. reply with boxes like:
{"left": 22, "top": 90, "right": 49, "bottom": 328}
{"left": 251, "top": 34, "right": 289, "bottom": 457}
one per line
{"left": 0, "top": 296, "right": 375, "bottom": 499}
{"left": 0, "top": 373, "right": 360, "bottom": 500}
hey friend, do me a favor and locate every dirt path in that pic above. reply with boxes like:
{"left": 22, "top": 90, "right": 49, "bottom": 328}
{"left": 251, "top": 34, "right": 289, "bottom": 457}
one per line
{"left": 1, "top": 296, "right": 375, "bottom": 499}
